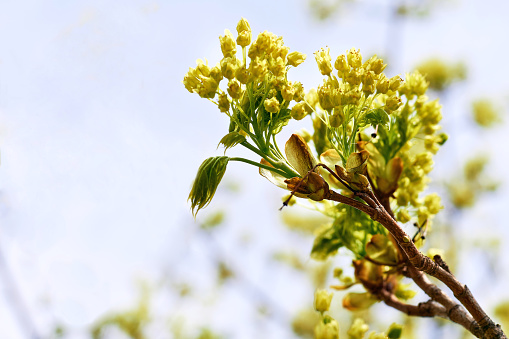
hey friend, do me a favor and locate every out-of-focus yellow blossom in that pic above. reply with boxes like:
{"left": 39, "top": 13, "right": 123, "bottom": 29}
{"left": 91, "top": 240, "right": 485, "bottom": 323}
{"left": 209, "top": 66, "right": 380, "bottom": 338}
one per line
{"left": 397, "top": 209, "right": 411, "bottom": 223}
{"left": 398, "top": 71, "right": 428, "bottom": 99}
{"left": 314, "top": 289, "right": 334, "bottom": 312}
{"left": 416, "top": 58, "right": 466, "bottom": 91}
{"left": 348, "top": 318, "right": 369, "bottom": 339}
{"left": 315, "top": 316, "right": 339, "bottom": 339}
{"left": 472, "top": 99, "right": 501, "bottom": 128}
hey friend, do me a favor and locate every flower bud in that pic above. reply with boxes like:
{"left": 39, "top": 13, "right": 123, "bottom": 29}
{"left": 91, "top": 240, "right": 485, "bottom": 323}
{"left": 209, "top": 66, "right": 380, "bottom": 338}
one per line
{"left": 376, "top": 77, "right": 389, "bottom": 94}
{"left": 183, "top": 68, "right": 201, "bottom": 93}
{"left": 345, "top": 69, "right": 361, "bottom": 86}
{"left": 219, "top": 29, "right": 237, "bottom": 58}
{"left": 270, "top": 56, "right": 286, "bottom": 77}
{"left": 227, "top": 79, "right": 243, "bottom": 99}
{"left": 281, "top": 83, "right": 296, "bottom": 102}
{"left": 264, "top": 97, "right": 280, "bottom": 113}
{"left": 293, "top": 82, "right": 305, "bottom": 102}
{"left": 399, "top": 71, "right": 428, "bottom": 99}
{"left": 348, "top": 318, "right": 369, "bottom": 339}
{"left": 291, "top": 102, "right": 308, "bottom": 120}
{"left": 315, "top": 316, "right": 339, "bottom": 339}
{"left": 315, "top": 47, "right": 333, "bottom": 76}
{"left": 362, "top": 83, "right": 375, "bottom": 95}
{"left": 236, "top": 18, "right": 251, "bottom": 47}
{"left": 368, "top": 56, "right": 386, "bottom": 74}
{"left": 287, "top": 51, "right": 307, "bottom": 67}
{"left": 385, "top": 96, "right": 402, "bottom": 112}
{"left": 424, "top": 135, "right": 439, "bottom": 153}
{"left": 197, "top": 77, "right": 219, "bottom": 99}
{"left": 396, "top": 190, "right": 409, "bottom": 206}
{"left": 221, "top": 57, "right": 240, "bottom": 80}
{"left": 330, "top": 110, "right": 344, "bottom": 128}
{"left": 250, "top": 57, "right": 268, "bottom": 81}
{"left": 344, "top": 90, "right": 361, "bottom": 105}
{"left": 334, "top": 54, "right": 349, "bottom": 74}
{"left": 314, "top": 289, "right": 334, "bottom": 312}
{"left": 218, "top": 93, "right": 229, "bottom": 112}
{"left": 210, "top": 64, "right": 223, "bottom": 82}
{"left": 235, "top": 66, "right": 250, "bottom": 84}
{"left": 362, "top": 70, "right": 376, "bottom": 86}
{"left": 389, "top": 75, "right": 403, "bottom": 91}
{"left": 194, "top": 58, "right": 210, "bottom": 76}
{"left": 318, "top": 84, "right": 335, "bottom": 111}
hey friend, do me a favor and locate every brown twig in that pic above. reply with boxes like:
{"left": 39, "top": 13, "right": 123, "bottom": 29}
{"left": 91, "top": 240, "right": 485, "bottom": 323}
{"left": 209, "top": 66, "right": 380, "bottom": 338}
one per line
{"left": 322, "top": 186, "right": 505, "bottom": 338}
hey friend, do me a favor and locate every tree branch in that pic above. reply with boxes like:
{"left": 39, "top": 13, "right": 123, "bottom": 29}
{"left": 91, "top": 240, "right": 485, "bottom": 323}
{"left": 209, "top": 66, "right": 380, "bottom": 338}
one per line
{"left": 378, "top": 289, "right": 447, "bottom": 318}
{"left": 322, "top": 187, "right": 506, "bottom": 339}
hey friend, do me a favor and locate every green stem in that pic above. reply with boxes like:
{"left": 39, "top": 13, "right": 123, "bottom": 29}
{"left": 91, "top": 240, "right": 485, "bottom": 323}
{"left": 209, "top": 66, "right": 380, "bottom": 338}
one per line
{"left": 229, "top": 157, "right": 292, "bottom": 178}
{"left": 240, "top": 141, "right": 296, "bottom": 177}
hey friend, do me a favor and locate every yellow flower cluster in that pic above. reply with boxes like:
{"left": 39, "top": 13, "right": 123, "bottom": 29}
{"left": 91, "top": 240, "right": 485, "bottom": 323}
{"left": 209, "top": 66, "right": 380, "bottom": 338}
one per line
{"left": 314, "top": 48, "right": 402, "bottom": 114}
{"left": 183, "top": 18, "right": 308, "bottom": 123}
{"left": 395, "top": 146, "right": 443, "bottom": 225}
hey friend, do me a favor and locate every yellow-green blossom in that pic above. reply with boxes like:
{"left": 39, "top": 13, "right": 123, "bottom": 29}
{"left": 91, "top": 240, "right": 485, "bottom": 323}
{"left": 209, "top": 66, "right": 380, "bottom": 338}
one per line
{"left": 219, "top": 29, "right": 237, "bottom": 58}
{"left": 315, "top": 47, "right": 333, "bottom": 76}
{"left": 236, "top": 18, "right": 251, "bottom": 47}
{"left": 287, "top": 51, "right": 306, "bottom": 67}
{"left": 314, "top": 289, "right": 333, "bottom": 313}
{"left": 264, "top": 97, "right": 280, "bottom": 113}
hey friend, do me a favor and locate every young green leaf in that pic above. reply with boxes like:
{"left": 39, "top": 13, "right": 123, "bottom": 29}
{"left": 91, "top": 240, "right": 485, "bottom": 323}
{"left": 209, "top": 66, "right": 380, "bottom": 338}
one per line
{"left": 218, "top": 132, "right": 246, "bottom": 152}
{"left": 188, "top": 156, "right": 229, "bottom": 217}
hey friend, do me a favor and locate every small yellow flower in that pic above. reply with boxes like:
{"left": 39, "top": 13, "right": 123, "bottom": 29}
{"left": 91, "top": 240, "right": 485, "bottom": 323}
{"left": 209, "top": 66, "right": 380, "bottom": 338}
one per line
{"left": 227, "top": 79, "right": 243, "bottom": 99}
{"left": 315, "top": 47, "right": 333, "bottom": 76}
{"left": 389, "top": 75, "right": 403, "bottom": 91}
{"left": 220, "top": 57, "right": 240, "bottom": 80}
{"left": 235, "top": 66, "right": 250, "bottom": 84}
{"left": 287, "top": 51, "right": 307, "bottom": 67}
{"left": 236, "top": 18, "right": 251, "bottom": 47}
{"left": 396, "top": 209, "right": 411, "bottom": 223}
{"left": 424, "top": 193, "right": 442, "bottom": 214}
{"left": 376, "top": 76, "right": 389, "bottom": 94}
{"left": 314, "top": 289, "right": 333, "bottom": 312}
{"left": 347, "top": 48, "right": 362, "bottom": 68}
{"left": 345, "top": 69, "right": 362, "bottom": 86}
{"left": 334, "top": 54, "right": 349, "bottom": 74}
{"left": 264, "top": 97, "right": 280, "bottom": 113}
{"left": 281, "top": 83, "right": 296, "bottom": 102}
{"left": 291, "top": 102, "right": 308, "bottom": 120}
{"left": 250, "top": 57, "right": 268, "bottom": 81}
{"left": 315, "top": 316, "right": 339, "bottom": 339}
{"left": 217, "top": 93, "right": 229, "bottom": 112}
{"left": 399, "top": 71, "right": 428, "bottom": 99}
{"left": 219, "top": 29, "right": 237, "bottom": 58}
{"left": 385, "top": 96, "right": 402, "bottom": 112}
